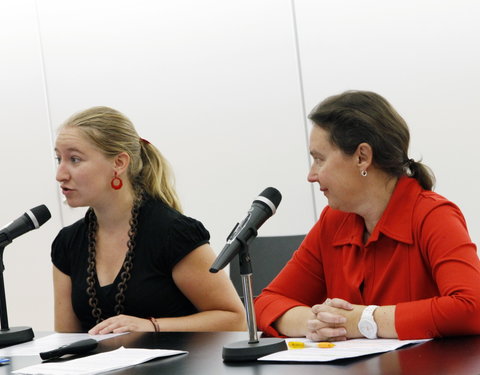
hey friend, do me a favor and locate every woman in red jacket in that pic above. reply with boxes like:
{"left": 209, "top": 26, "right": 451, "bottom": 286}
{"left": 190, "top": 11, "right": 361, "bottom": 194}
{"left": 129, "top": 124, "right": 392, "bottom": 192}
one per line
{"left": 254, "top": 90, "right": 480, "bottom": 340}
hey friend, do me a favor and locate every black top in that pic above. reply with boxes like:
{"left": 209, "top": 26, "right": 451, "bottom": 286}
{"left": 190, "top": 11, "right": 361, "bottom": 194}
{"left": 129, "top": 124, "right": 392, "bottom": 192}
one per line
{"left": 51, "top": 197, "right": 210, "bottom": 331}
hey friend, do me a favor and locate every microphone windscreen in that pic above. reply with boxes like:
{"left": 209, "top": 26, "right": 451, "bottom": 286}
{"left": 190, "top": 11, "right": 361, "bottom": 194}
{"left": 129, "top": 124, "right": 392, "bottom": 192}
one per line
{"left": 30, "top": 205, "right": 52, "bottom": 227}
{"left": 259, "top": 187, "right": 282, "bottom": 208}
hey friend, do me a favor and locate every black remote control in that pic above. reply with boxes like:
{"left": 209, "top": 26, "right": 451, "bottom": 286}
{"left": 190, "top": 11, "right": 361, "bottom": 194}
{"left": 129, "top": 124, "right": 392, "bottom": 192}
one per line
{"left": 39, "top": 338, "right": 98, "bottom": 360}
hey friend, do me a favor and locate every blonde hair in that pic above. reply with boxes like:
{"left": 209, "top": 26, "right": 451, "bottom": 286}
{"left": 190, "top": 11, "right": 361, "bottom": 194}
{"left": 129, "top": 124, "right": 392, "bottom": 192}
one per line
{"left": 61, "top": 106, "right": 182, "bottom": 211}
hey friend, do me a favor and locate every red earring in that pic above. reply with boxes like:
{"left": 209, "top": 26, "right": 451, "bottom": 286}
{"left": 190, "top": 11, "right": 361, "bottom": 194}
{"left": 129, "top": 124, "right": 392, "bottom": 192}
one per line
{"left": 111, "top": 172, "right": 123, "bottom": 190}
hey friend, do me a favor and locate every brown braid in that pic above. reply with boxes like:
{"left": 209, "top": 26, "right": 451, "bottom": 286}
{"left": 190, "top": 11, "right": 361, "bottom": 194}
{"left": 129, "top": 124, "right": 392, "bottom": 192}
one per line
{"left": 86, "top": 194, "right": 142, "bottom": 324}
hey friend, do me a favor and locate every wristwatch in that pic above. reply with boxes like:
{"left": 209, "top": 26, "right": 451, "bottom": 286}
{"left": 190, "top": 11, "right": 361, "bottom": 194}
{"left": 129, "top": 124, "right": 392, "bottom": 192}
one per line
{"left": 358, "top": 305, "right": 379, "bottom": 339}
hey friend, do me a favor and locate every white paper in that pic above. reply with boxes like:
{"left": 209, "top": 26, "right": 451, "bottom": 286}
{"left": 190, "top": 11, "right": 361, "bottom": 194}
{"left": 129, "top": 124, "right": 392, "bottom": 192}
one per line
{"left": 0, "top": 333, "right": 127, "bottom": 357}
{"left": 258, "top": 338, "right": 429, "bottom": 362}
{"left": 13, "top": 346, "right": 187, "bottom": 375}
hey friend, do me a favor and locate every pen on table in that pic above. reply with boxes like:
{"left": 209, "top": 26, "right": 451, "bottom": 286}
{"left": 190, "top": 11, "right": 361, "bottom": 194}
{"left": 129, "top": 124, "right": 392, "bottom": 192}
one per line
{"left": 288, "top": 341, "right": 335, "bottom": 349}
{"left": 0, "top": 358, "right": 10, "bottom": 365}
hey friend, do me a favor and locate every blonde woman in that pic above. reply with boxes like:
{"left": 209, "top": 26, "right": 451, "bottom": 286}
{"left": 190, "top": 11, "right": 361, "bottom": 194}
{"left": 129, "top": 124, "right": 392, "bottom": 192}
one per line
{"left": 52, "top": 106, "right": 245, "bottom": 334}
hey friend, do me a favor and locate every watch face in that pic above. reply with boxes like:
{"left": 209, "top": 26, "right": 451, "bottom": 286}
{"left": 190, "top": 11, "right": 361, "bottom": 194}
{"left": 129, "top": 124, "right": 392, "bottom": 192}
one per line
{"left": 358, "top": 305, "right": 378, "bottom": 339}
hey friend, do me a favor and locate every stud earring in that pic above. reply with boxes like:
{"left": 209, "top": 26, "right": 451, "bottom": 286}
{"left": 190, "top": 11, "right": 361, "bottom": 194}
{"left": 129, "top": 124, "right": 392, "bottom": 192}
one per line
{"left": 111, "top": 171, "right": 123, "bottom": 190}
{"left": 361, "top": 170, "right": 368, "bottom": 177}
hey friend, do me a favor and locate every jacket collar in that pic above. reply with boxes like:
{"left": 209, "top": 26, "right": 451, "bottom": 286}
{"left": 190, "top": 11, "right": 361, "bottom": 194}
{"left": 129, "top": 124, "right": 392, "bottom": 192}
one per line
{"left": 332, "top": 177, "right": 421, "bottom": 247}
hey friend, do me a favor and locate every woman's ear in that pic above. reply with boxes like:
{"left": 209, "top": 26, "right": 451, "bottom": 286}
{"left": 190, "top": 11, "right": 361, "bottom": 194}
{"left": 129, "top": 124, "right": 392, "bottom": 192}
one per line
{"left": 355, "top": 142, "right": 373, "bottom": 170}
{"left": 113, "top": 152, "right": 130, "bottom": 175}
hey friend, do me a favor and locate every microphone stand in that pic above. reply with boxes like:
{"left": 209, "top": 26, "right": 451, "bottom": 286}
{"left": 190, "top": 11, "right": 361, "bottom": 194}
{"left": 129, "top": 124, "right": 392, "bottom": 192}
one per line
{"left": 0, "top": 245, "right": 34, "bottom": 346}
{"left": 221, "top": 237, "right": 286, "bottom": 361}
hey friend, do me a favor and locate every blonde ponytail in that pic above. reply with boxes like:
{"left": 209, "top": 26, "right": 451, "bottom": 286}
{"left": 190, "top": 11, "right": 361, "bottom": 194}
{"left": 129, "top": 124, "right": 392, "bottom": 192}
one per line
{"left": 139, "top": 141, "right": 182, "bottom": 212}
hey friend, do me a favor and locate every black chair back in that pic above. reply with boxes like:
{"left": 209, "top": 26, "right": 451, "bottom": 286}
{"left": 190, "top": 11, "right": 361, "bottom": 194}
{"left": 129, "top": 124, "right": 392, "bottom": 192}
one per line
{"left": 229, "top": 234, "right": 305, "bottom": 299}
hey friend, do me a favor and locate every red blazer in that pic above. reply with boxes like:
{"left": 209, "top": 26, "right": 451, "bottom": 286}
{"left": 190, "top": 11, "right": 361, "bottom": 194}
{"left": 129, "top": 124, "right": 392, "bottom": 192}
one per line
{"left": 255, "top": 177, "right": 480, "bottom": 339}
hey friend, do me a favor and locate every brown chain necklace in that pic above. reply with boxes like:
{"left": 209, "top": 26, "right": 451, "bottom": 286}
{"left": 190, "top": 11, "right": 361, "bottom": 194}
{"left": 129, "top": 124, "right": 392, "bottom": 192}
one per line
{"left": 86, "top": 196, "right": 142, "bottom": 324}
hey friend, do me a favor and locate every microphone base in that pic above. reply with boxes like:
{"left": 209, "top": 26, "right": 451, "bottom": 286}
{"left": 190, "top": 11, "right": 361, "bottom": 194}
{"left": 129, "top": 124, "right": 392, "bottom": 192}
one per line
{"left": 0, "top": 326, "right": 34, "bottom": 347}
{"left": 222, "top": 338, "right": 287, "bottom": 361}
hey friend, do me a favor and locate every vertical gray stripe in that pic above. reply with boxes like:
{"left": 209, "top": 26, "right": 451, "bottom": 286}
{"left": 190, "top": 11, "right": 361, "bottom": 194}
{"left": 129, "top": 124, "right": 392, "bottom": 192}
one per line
{"left": 34, "top": 0, "right": 65, "bottom": 227}
{"left": 290, "top": 0, "right": 318, "bottom": 222}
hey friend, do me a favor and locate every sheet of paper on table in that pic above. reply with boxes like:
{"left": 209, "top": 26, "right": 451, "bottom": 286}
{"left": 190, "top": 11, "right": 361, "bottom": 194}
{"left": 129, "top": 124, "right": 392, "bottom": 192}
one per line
{"left": 258, "top": 338, "right": 430, "bottom": 362}
{"left": 0, "top": 332, "right": 128, "bottom": 357}
{"left": 12, "top": 346, "right": 187, "bottom": 375}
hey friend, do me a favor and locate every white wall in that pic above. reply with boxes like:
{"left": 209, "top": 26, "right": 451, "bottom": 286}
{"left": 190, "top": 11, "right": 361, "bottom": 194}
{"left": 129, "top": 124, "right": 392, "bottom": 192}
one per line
{"left": 0, "top": 0, "right": 62, "bottom": 333}
{"left": 0, "top": 0, "right": 478, "bottom": 331}
{"left": 295, "top": 0, "right": 480, "bottom": 237}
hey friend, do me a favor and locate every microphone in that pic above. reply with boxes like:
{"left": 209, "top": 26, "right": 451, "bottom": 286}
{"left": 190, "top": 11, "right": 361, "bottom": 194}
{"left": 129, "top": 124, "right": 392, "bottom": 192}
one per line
{"left": 210, "top": 187, "right": 281, "bottom": 273}
{"left": 0, "top": 205, "right": 51, "bottom": 248}
{"left": 0, "top": 204, "right": 51, "bottom": 346}
{"left": 209, "top": 187, "right": 287, "bottom": 360}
